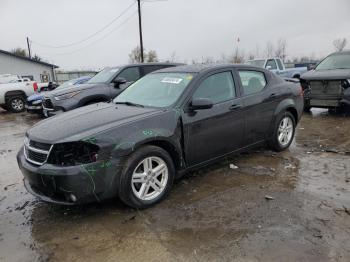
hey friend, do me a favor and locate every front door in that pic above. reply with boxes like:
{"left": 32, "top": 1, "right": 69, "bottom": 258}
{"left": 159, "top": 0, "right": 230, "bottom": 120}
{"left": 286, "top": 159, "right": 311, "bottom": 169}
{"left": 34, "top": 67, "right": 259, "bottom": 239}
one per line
{"left": 182, "top": 70, "right": 245, "bottom": 166}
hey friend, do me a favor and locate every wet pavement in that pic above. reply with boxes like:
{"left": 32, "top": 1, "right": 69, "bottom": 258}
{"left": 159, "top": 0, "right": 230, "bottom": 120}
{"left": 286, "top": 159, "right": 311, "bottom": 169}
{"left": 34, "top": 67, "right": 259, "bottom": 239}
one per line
{"left": 0, "top": 109, "right": 349, "bottom": 262}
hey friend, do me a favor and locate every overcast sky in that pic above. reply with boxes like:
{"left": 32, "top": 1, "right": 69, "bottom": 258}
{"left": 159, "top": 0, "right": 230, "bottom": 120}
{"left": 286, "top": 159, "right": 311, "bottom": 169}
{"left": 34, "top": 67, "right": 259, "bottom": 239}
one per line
{"left": 1, "top": 0, "right": 349, "bottom": 70}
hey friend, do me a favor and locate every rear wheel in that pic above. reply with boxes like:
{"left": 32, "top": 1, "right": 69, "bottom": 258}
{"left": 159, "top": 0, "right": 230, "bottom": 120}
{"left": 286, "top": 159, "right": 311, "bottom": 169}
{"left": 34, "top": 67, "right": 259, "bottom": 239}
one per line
{"left": 6, "top": 96, "right": 25, "bottom": 113}
{"left": 118, "top": 145, "right": 175, "bottom": 209}
{"left": 269, "top": 111, "right": 296, "bottom": 151}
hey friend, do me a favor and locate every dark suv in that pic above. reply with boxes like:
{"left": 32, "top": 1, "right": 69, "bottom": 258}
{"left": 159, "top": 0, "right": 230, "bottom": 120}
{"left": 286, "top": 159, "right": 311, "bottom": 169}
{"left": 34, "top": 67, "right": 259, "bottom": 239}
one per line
{"left": 42, "top": 63, "right": 181, "bottom": 116}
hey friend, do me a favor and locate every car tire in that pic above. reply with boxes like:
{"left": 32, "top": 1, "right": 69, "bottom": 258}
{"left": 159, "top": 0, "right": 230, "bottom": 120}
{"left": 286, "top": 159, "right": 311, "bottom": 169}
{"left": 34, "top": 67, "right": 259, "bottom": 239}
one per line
{"left": 118, "top": 145, "right": 175, "bottom": 209}
{"left": 268, "top": 111, "right": 296, "bottom": 152}
{"left": 6, "top": 96, "right": 25, "bottom": 113}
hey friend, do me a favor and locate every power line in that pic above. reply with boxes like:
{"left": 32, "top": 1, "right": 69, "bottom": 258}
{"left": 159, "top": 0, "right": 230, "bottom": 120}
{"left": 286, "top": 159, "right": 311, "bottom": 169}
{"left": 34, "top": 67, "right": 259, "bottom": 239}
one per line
{"left": 31, "top": 1, "right": 136, "bottom": 49}
{"left": 37, "top": 10, "right": 138, "bottom": 56}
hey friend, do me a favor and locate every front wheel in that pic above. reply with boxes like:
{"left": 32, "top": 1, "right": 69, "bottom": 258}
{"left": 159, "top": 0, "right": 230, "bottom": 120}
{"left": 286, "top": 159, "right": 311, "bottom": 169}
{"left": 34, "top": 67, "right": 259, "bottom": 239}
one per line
{"left": 6, "top": 96, "right": 25, "bottom": 113}
{"left": 268, "top": 111, "right": 296, "bottom": 152}
{"left": 118, "top": 145, "right": 175, "bottom": 209}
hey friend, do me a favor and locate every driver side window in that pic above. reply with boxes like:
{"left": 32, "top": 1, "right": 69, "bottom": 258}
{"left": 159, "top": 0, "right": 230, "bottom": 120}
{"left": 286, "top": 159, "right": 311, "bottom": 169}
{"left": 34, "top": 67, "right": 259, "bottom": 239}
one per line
{"left": 117, "top": 67, "right": 140, "bottom": 82}
{"left": 193, "top": 71, "right": 235, "bottom": 104}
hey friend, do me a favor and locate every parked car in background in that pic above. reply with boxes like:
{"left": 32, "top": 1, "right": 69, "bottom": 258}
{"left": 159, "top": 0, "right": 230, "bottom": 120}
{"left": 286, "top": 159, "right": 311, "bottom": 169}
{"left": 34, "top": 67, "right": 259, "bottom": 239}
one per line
{"left": 42, "top": 63, "right": 182, "bottom": 117}
{"left": 17, "top": 64, "right": 303, "bottom": 208}
{"left": 300, "top": 51, "right": 350, "bottom": 111}
{"left": 0, "top": 80, "right": 38, "bottom": 112}
{"left": 246, "top": 58, "right": 307, "bottom": 79}
{"left": 26, "top": 76, "right": 91, "bottom": 115}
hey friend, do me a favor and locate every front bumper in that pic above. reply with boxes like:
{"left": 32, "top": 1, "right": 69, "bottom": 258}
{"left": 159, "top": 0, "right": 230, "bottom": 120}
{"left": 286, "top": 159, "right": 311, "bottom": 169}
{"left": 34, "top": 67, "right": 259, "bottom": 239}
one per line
{"left": 26, "top": 104, "right": 43, "bottom": 114}
{"left": 17, "top": 148, "right": 122, "bottom": 205}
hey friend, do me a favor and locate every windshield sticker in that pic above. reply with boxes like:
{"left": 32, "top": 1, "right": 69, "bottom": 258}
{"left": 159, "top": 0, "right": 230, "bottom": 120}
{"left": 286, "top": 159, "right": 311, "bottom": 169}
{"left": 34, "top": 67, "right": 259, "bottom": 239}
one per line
{"left": 161, "top": 77, "right": 183, "bottom": 84}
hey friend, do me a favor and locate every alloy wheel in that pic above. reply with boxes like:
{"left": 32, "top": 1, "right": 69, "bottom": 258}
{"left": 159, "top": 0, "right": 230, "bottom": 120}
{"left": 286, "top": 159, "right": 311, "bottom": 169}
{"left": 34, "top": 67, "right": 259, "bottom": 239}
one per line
{"left": 278, "top": 116, "right": 294, "bottom": 146}
{"left": 131, "top": 156, "right": 168, "bottom": 201}
{"left": 11, "top": 98, "right": 24, "bottom": 111}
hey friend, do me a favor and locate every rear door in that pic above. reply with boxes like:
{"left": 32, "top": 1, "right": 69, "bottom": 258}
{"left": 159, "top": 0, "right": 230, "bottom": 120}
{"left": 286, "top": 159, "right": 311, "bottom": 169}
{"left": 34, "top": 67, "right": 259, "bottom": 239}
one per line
{"left": 182, "top": 69, "right": 245, "bottom": 166}
{"left": 236, "top": 69, "right": 280, "bottom": 145}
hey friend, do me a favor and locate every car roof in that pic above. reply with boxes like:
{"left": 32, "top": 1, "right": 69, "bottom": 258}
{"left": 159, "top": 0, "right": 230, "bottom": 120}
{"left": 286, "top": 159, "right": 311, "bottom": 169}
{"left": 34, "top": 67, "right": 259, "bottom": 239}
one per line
{"left": 154, "top": 63, "right": 263, "bottom": 74}
{"left": 107, "top": 62, "right": 184, "bottom": 70}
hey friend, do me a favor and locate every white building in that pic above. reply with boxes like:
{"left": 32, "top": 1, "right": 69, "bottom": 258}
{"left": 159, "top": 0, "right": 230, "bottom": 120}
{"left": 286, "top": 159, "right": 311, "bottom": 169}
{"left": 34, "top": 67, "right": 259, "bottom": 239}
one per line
{"left": 0, "top": 49, "right": 58, "bottom": 82}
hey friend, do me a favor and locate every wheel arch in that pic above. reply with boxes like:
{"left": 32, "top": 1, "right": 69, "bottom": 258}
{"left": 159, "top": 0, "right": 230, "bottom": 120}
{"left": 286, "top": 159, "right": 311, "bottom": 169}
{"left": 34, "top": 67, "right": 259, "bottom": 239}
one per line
{"left": 138, "top": 139, "right": 184, "bottom": 172}
{"left": 5, "top": 90, "right": 27, "bottom": 101}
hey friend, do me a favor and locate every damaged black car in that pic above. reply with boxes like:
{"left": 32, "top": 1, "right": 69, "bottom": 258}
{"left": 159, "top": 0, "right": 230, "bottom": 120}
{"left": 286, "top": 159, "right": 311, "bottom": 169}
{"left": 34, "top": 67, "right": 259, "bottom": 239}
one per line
{"left": 301, "top": 51, "right": 350, "bottom": 111}
{"left": 17, "top": 64, "right": 303, "bottom": 208}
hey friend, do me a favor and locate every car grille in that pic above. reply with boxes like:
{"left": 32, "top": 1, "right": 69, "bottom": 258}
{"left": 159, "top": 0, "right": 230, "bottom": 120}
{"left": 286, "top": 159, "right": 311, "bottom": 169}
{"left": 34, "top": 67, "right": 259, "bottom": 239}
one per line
{"left": 43, "top": 98, "right": 53, "bottom": 109}
{"left": 24, "top": 139, "right": 52, "bottom": 166}
{"left": 309, "top": 80, "right": 342, "bottom": 97}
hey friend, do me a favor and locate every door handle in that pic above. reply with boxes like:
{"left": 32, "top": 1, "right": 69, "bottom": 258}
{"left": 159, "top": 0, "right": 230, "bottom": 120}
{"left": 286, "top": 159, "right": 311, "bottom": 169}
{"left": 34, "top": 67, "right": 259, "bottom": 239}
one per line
{"left": 229, "top": 104, "right": 242, "bottom": 110}
{"left": 269, "top": 93, "right": 277, "bottom": 98}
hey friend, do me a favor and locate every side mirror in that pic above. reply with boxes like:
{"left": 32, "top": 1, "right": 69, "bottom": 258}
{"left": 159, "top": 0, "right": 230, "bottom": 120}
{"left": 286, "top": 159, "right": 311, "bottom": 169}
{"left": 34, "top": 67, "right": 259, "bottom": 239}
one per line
{"left": 266, "top": 65, "right": 272, "bottom": 70}
{"left": 112, "top": 77, "right": 127, "bottom": 88}
{"left": 190, "top": 98, "right": 213, "bottom": 111}
{"left": 308, "top": 64, "right": 316, "bottom": 70}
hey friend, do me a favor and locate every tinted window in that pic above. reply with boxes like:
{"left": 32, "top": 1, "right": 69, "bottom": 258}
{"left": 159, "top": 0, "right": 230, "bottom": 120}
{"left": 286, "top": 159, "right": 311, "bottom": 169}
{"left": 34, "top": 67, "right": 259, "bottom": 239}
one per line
{"left": 239, "top": 71, "right": 267, "bottom": 95}
{"left": 276, "top": 59, "right": 284, "bottom": 70}
{"left": 193, "top": 71, "right": 235, "bottom": 104}
{"left": 118, "top": 67, "right": 141, "bottom": 82}
{"left": 142, "top": 65, "right": 166, "bottom": 75}
{"left": 266, "top": 59, "right": 277, "bottom": 70}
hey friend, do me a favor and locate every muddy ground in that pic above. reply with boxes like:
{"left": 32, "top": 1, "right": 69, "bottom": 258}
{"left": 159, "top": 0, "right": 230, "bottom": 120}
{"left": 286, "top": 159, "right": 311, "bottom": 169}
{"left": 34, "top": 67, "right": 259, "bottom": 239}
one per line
{"left": 0, "top": 108, "right": 349, "bottom": 262}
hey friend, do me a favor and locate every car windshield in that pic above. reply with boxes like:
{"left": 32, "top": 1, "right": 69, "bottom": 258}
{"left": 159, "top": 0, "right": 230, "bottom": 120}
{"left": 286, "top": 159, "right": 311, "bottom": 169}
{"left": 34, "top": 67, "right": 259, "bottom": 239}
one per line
{"left": 114, "top": 72, "right": 194, "bottom": 108}
{"left": 246, "top": 60, "right": 265, "bottom": 68}
{"left": 316, "top": 53, "right": 350, "bottom": 70}
{"left": 87, "top": 67, "right": 119, "bottom": 84}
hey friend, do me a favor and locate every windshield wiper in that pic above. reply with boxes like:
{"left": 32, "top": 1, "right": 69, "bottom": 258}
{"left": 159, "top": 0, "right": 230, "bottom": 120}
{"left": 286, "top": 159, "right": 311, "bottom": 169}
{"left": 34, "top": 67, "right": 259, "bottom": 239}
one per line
{"left": 115, "top": 101, "right": 144, "bottom": 107}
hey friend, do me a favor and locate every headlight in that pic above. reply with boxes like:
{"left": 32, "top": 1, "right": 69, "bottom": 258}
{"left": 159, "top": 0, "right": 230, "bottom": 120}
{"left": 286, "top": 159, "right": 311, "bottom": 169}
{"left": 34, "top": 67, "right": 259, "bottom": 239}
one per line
{"left": 47, "top": 141, "right": 99, "bottom": 166}
{"left": 54, "top": 91, "right": 81, "bottom": 101}
{"left": 24, "top": 136, "right": 29, "bottom": 146}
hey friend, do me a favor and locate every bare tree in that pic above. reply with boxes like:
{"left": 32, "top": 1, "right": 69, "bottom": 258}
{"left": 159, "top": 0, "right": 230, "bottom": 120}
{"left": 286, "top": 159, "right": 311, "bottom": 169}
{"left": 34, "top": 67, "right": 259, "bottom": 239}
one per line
{"left": 128, "top": 46, "right": 147, "bottom": 63}
{"left": 32, "top": 54, "right": 42, "bottom": 61}
{"left": 11, "top": 47, "right": 27, "bottom": 57}
{"left": 146, "top": 50, "right": 158, "bottom": 62}
{"left": 274, "top": 38, "right": 287, "bottom": 61}
{"left": 247, "top": 52, "right": 255, "bottom": 60}
{"left": 230, "top": 48, "right": 244, "bottom": 63}
{"left": 166, "top": 51, "right": 178, "bottom": 62}
{"left": 333, "top": 38, "right": 347, "bottom": 52}
{"left": 265, "top": 41, "right": 274, "bottom": 57}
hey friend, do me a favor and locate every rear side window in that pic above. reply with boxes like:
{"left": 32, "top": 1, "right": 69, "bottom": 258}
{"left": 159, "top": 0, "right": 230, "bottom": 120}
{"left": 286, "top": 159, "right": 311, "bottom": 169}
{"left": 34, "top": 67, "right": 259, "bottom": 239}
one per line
{"left": 193, "top": 71, "right": 235, "bottom": 104}
{"left": 266, "top": 59, "right": 277, "bottom": 70}
{"left": 238, "top": 71, "right": 267, "bottom": 96}
{"left": 118, "top": 67, "right": 140, "bottom": 82}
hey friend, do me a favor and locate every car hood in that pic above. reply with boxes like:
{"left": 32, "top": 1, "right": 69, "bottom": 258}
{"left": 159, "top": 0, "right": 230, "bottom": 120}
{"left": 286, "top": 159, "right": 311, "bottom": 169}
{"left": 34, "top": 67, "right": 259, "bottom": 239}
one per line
{"left": 27, "top": 103, "right": 163, "bottom": 143}
{"left": 27, "top": 93, "right": 44, "bottom": 101}
{"left": 47, "top": 83, "right": 108, "bottom": 97}
{"left": 301, "top": 69, "right": 350, "bottom": 80}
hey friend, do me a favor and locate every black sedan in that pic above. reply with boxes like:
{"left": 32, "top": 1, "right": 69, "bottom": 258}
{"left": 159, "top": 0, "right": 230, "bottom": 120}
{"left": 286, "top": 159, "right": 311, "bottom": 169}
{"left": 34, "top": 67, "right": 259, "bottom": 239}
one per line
{"left": 17, "top": 64, "right": 303, "bottom": 208}
{"left": 301, "top": 51, "right": 350, "bottom": 111}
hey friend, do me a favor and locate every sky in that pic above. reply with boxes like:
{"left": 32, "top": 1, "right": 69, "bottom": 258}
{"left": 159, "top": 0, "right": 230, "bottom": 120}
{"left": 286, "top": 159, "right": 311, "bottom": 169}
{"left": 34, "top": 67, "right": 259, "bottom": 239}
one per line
{"left": 0, "top": 0, "right": 349, "bottom": 70}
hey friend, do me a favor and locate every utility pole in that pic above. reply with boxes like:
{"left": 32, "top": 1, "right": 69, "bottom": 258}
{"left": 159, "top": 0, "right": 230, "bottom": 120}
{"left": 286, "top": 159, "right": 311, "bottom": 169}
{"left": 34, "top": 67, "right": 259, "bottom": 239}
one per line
{"left": 26, "top": 37, "right": 31, "bottom": 58}
{"left": 137, "top": 0, "right": 144, "bottom": 62}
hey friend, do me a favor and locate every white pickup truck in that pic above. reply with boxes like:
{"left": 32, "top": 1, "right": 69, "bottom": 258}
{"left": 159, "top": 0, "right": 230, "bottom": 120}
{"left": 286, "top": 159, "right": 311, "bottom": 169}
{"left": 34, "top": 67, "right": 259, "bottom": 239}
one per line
{"left": 0, "top": 81, "right": 39, "bottom": 113}
{"left": 246, "top": 57, "right": 307, "bottom": 79}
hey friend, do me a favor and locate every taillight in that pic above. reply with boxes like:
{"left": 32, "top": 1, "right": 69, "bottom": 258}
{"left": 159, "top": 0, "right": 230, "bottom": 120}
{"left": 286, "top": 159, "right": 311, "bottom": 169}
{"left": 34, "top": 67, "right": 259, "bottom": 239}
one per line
{"left": 33, "top": 82, "right": 38, "bottom": 92}
{"left": 299, "top": 85, "right": 304, "bottom": 97}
